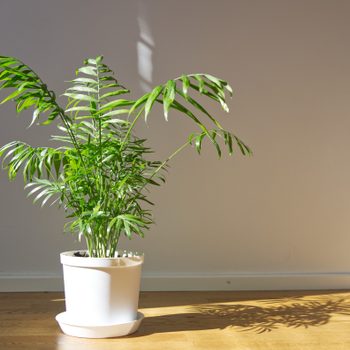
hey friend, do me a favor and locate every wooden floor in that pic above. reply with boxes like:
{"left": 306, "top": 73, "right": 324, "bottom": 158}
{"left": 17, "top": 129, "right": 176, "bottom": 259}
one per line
{"left": 1, "top": 291, "right": 350, "bottom": 349}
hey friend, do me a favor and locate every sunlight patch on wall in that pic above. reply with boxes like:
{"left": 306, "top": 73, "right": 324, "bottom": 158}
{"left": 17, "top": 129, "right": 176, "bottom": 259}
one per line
{"left": 137, "top": 3, "right": 154, "bottom": 92}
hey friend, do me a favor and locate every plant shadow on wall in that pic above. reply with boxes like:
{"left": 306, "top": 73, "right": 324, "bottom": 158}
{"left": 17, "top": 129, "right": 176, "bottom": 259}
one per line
{"left": 130, "top": 295, "right": 350, "bottom": 335}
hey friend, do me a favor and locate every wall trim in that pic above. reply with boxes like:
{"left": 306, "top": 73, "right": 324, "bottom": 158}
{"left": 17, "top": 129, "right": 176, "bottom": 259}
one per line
{"left": 1, "top": 272, "right": 350, "bottom": 292}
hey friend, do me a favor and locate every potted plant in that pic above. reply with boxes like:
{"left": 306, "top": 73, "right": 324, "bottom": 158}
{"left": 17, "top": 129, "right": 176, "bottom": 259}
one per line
{"left": 0, "top": 55, "right": 251, "bottom": 338}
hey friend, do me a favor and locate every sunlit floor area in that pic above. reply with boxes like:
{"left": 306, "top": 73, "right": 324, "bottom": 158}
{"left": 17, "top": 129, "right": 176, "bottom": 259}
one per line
{"left": 1, "top": 291, "right": 350, "bottom": 349}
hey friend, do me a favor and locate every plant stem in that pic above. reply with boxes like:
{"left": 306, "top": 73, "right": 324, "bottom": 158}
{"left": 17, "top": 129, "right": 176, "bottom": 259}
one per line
{"left": 56, "top": 108, "right": 95, "bottom": 197}
{"left": 151, "top": 138, "right": 193, "bottom": 177}
{"left": 95, "top": 61, "right": 102, "bottom": 173}
{"left": 136, "top": 133, "right": 205, "bottom": 197}
{"left": 120, "top": 106, "right": 145, "bottom": 148}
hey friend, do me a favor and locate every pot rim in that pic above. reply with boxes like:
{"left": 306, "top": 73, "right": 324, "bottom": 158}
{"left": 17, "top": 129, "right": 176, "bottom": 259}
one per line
{"left": 60, "top": 250, "right": 144, "bottom": 268}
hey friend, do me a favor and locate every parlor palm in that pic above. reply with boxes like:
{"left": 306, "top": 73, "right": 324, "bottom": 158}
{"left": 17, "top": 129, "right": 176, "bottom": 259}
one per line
{"left": 0, "top": 55, "right": 251, "bottom": 257}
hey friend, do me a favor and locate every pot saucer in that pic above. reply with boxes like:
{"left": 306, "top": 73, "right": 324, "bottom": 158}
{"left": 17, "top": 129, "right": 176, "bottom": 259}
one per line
{"left": 56, "top": 312, "right": 144, "bottom": 338}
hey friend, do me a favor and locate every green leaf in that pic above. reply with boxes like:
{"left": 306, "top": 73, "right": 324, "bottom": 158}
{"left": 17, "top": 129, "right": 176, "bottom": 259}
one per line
{"left": 77, "top": 66, "right": 97, "bottom": 76}
{"left": 234, "top": 135, "right": 252, "bottom": 156}
{"left": 0, "top": 70, "right": 13, "bottom": 81}
{"left": 0, "top": 141, "right": 18, "bottom": 156}
{"left": 144, "top": 85, "right": 163, "bottom": 122}
{"left": 41, "top": 110, "right": 60, "bottom": 125}
{"left": 33, "top": 187, "right": 51, "bottom": 203}
{"left": 53, "top": 153, "right": 61, "bottom": 177}
{"left": 107, "top": 217, "right": 118, "bottom": 234}
{"left": 65, "top": 106, "right": 93, "bottom": 113}
{"left": 171, "top": 100, "right": 208, "bottom": 134}
{"left": 176, "top": 88, "right": 223, "bottom": 130}
{"left": 27, "top": 184, "right": 47, "bottom": 198}
{"left": 101, "top": 109, "right": 129, "bottom": 118}
{"left": 22, "top": 153, "right": 35, "bottom": 181}
{"left": 195, "top": 133, "right": 205, "bottom": 154}
{"left": 225, "top": 132, "right": 233, "bottom": 155}
{"left": 85, "top": 58, "right": 97, "bottom": 65}
{"left": 99, "top": 73, "right": 117, "bottom": 80}
{"left": 67, "top": 86, "right": 98, "bottom": 93}
{"left": 203, "top": 74, "right": 233, "bottom": 97}
{"left": 223, "top": 82, "right": 233, "bottom": 96}
{"left": 181, "top": 75, "right": 190, "bottom": 96}
{"left": 203, "top": 80, "right": 229, "bottom": 112}
{"left": 204, "top": 74, "right": 223, "bottom": 87}
{"left": 194, "top": 74, "right": 205, "bottom": 93}
{"left": 0, "top": 89, "right": 22, "bottom": 104}
{"left": 0, "top": 57, "right": 17, "bottom": 66}
{"left": 103, "top": 118, "right": 129, "bottom": 125}
{"left": 24, "top": 181, "right": 37, "bottom": 189}
{"left": 28, "top": 108, "right": 40, "bottom": 128}
{"left": 124, "top": 220, "right": 131, "bottom": 238}
{"left": 16, "top": 97, "right": 37, "bottom": 112}
{"left": 95, "top": 55, "right": 103, "bottom": 64}
{"left": 129, "top": 93, "right": 149, "bottom": 115}
{"left": 71, "top": 77, "right": 97, "bottom": 84}
{"left": 41, "top": 193, "right": 55, "bottom": 207}
{"left": 100, "top": 83, "right": 120, "bottom": 90}
{"left": 63, "top": 93, "right": 97, "bottom": 103}
{"left": 2, "top": 145, "right": 22, "bottom": 165}
{"left": 100, "top": 99, "right": 134, "bottom": 113}
{"left": 100, "top": 89, "right": 130, "bottom": 100}
{"left": 163, "top": 80, "right": 176, "bottom": 121}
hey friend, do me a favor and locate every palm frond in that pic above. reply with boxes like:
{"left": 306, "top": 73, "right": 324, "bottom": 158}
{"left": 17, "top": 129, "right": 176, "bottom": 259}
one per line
{"left": 128, "top": 73, "right": 249, "bottom": 158}
{"left": 0, "top": 56, "right": 64, "bottom": 126}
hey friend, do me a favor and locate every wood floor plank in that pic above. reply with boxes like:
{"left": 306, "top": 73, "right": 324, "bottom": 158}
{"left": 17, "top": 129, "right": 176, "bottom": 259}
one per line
{"left": 0, "top": 290, "right": 350, "bottom": 349}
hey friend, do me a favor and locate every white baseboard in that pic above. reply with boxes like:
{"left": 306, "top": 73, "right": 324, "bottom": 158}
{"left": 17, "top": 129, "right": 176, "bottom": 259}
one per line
{"left": 1, "top": 272, "right": 350, "bottom": 292}
{"left": 141, "top": 273, "right": 350, "bottom": 291}
{"left": 0, "top": 274, "right": 63, "bottom": 292}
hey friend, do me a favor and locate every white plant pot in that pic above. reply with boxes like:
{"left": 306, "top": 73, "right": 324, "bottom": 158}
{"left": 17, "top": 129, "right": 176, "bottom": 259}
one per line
{"left": 56, "top": 250, "right": 144, "bottom": 338}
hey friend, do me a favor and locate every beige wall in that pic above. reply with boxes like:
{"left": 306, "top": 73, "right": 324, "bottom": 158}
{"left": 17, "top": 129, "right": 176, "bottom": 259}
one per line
{"left": 1, "top": 0, "right": 350, "bottom": 290}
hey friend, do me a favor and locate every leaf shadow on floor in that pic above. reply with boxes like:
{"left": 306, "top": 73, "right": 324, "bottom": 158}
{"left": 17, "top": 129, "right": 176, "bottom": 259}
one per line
{"left": 131, "top": 295, "right": 350, "bottom": 336}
